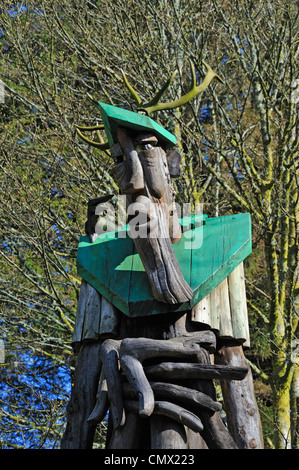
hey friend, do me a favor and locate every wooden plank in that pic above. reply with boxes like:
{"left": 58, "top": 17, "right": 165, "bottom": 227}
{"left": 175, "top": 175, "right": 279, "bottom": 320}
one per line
{"left": 218, "top": 278, "right": 234, "bottom": 339}
{"left": 209, "top": 284, "right": 220, "bottom": 332}
{"left": 191, "top": 292, "right": 211, "bottom": 325}
{"left": 72, "top": 280, "right": 88, "bottom": 345}
{"left": 99, "top": 295, "right": 120, "bottom": 339}
{"left": 228, "top": 262, "right": 250, "bottom": 347}
{"left": 190, "top": 213, "right": 252, "bottom": 308}
{"left": 82, "top": 282, "right": 102, "bottom": 341}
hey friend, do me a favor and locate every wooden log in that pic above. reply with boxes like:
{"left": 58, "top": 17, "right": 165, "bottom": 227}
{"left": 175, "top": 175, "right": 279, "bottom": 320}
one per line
{"left": 198, "top": 410, "right": 239, "bottom": 449}
{"left": 120, "top": 336, "right": 203, "bottom": 362}
{"left": 72, "top": 282, "right": 120, "bottom": 348}
{"left": 209, "top": 284, "right": 220, "bottom": 332}
{"left": 60, "top": 342, "right": 102, "bottom": 449}
{"left": 118, "top": 312, "right": 195, "bottom": 448}
{"left": 153, "top": 401, "right": 203, "bottom": 433}
{"left": 191, "top": 292, "right": 211, "bottom": 327}
{"left": 151, "top": 416, "right": 187, "bottom": 449}
{"left": 100, "top": 339, "right": 125, "bottom": 428}
{"left": 215, "top": 345, "right": 264, "bottom": 449}
{"left": 169, "top": 330, "right": 216, "bottom": 353}
{"left": 182, "top": 350, "right": 239, "bottom": 449}
{"left": 186, "top": 428, "right": 209, "bottom": 449}
{"left": 144, "top": 362, "right": 248, "bottom": 381}
{"left": 228, "top": 262, "right": 250, "bottom": 347}
{"left": 217, "top": 277, "right": 234, "bottom": 339}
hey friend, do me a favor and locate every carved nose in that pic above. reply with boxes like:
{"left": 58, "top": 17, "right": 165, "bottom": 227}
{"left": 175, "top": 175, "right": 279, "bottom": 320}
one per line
{"left": 116, "top": 127, "right": 145, "bottom": 194}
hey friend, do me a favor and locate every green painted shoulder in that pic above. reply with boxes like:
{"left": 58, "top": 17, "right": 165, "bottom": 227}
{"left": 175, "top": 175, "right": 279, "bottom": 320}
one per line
{"left": 77, "top": 213, "right": 252, "bottom": 317}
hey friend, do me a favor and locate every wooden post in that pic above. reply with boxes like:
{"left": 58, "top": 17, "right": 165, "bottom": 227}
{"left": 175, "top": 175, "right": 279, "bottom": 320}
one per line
{"left": 150, "top": 416, "right": 188, "bottom": 449}
{"left": 228, "top": 263, "right": 250, "bottom": 347}
{"left": 60, "top": 341, "right": 102, "bottom": 449}
{"left": 215, "top": 345, "right": 264, "bottom": 449}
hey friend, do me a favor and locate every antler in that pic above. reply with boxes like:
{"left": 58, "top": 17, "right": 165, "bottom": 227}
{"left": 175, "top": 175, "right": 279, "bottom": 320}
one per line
{"left": 122, "top": 60, "right": 224, "bottom": 115}
{"left": 76, "top": 124, "right": 110, "bottom": 149}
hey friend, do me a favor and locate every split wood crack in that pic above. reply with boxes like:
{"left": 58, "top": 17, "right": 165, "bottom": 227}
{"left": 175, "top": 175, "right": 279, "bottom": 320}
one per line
{"left": 87, "top": 331, "right": 248, "bottom": 443}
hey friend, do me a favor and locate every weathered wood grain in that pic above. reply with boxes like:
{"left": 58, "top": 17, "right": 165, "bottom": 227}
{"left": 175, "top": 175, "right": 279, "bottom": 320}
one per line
{"left": 228, "top": 263, "right": 250, "bottom": 347}
{"left": 122, "top": 381, "right": 221, "bottom": 413}
{"left": 114, "top": 126, "right": 144, "bottom": 193}
{"left": 72, "top": 281, "right": 120, "bottom": 347}
{"left": 150, "top": 415, "right": 187, "bottom": 449}
{"left": 82, "top": 282, "right": 102, "bottom": 341}
{"left": 215, "top": 345, "right": 264, "bottom": 449}
{"left": 60, "top": 342, "right": 102, "bottom": 449}
{"left": 218, "top": 277, "right": 234, "bottom": 339}
{"left": 209, "top": 283, "right": 220, "bottom": 332}
{"left": 198, "top": 409, "right": 238, "bottom": 449}
{"left": 119, "top": 337, "right": 201, "bottom": 416}
{"left": 100, "top": 339, "right": 125, "bottom": 428}
{"left": 71, "top": 280, "right": 88, "bottom": 346}
{"left": 150, "top": 382, "right": 222, "bottom": 413}
{"left": 108, "top": 411, "right": 143, "bottom": 449}
{"left": 125, "top": 400, "right": 203, "bottom": 434}
{"left": 191, "top": 292, "right": 211, "bottom": 326}
{"left": 99, "top": 295, "right": 119, "bottom": 339}
{"left": 166, "top": 149, "right": 181, "bottom": 178}
{"left": 87, "top": 369, "right": 109, "bottom": 426}
{"left": 144, "top": 362, "right": 248, "bottom": 381}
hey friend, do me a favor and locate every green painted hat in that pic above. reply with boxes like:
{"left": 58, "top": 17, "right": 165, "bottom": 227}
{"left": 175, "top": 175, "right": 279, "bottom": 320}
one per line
{"left": 98, "top": 101, "right": 177, "bottom": 149}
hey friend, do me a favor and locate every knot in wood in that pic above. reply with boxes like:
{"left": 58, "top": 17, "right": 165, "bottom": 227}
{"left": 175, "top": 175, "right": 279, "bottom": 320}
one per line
{"left": 248, "top": 438, "right": 257, "bottom": 449}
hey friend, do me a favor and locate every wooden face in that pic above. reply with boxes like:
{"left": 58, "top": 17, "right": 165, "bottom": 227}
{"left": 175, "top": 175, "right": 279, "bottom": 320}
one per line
{"left": 111, "top": 126, "right": 192, "bottom": 305}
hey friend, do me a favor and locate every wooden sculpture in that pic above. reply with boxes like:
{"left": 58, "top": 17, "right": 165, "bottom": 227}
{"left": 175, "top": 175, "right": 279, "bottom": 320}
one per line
{"left": 61, "top": 63, "right": 263, "bottom": 450}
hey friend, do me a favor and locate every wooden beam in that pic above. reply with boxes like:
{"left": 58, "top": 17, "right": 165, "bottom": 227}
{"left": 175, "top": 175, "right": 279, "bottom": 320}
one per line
{"left": 215, "top": 345, "right": 264, "bottom": 449}
{"left": 60, "top": 342, "right": 102, "bottom": 449}
{"left": 228, "top": 263, "right": 250, "bottom": 347}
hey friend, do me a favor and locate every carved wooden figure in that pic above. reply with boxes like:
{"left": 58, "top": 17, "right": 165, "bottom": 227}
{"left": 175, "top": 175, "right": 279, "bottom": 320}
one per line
{"left": 61, "top": 62, "right": 263, "bottom": 449}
